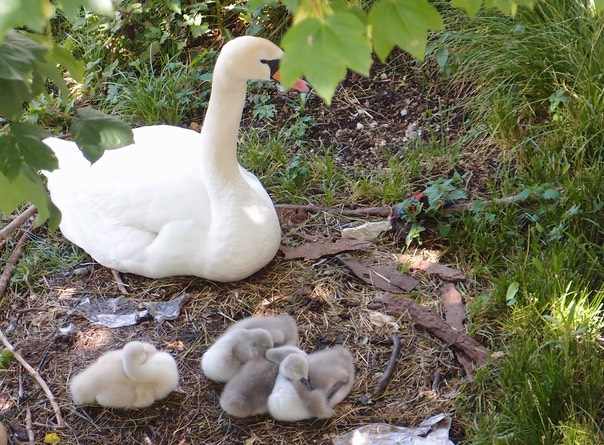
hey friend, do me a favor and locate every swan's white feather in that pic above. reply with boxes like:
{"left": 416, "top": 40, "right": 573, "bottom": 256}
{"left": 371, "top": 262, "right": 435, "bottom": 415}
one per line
{"left": 43, "top": 36, "right": 291, "bottom": 281}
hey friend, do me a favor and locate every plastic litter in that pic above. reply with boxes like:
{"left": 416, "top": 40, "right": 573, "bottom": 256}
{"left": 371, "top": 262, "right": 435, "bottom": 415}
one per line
{"left": 332, "top": 414, "right": 454, "bottom": 445}
{"left": 341, "top": 220, "right": 392, "bottom": 241}
{"left": 75, "top": 293, "right": 189, "bottom": 328}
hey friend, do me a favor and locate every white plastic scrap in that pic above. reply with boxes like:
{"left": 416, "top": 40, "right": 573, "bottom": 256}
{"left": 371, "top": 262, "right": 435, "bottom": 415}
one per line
{"left": 332, "top": 414, "right": 454, "bottom": 445}
{"left": 341, "top": 220, "right": 392, "bottom": 241}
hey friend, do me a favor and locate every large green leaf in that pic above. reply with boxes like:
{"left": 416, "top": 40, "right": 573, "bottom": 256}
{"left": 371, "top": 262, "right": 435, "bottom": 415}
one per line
{"left": 451, "top": 0, "right": 483, "bottom": 17}
{"left": 595, "top": 0, "right": 604, "bottom": 13}
{"left": 0, "top": 78, "right": 32, "bottom": 120}
{"left": 0, "top": 123, "right": 56, "bottom": 180}
{"left": 70, "top": 107, "right": 134, "bottom": 163}
{"left": 368, "top": 0, "right": 444, "bottom": 61}
{"left": 0, "top": 166, "right": 58, "bottom": 228}
{"left": 58, "top": 0, "right": 114, "bottom": 20}
{"left": 280, "top": 11, "right": 371, "bottom": 103}
{"left": 0, "top": 0, "right": 52, "bottom": 42}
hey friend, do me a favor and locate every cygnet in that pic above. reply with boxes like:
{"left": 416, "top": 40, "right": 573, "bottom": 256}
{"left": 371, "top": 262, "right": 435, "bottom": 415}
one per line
{"left": 201, "top": 328, "right": 273, "bottom": 383}
{"left": 219, "top": 345, "right": 304, "bottom": 418}
{"left": 69, "top": 341, "right": 179, "bottom": 409}
{"left": 267, "top": 352, "right": 334, "bottom": 421}
{"left": 225, "top": 313, "right": 298, "bottom": 346}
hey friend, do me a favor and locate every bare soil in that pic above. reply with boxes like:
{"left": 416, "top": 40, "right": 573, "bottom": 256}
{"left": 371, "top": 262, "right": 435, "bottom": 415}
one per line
{"left": 0, "top": 55, "right": 498, "bottom": 445}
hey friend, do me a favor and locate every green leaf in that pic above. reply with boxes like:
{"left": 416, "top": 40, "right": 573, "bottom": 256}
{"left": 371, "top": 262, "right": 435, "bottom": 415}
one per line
{"left": 451, "top": 0, "right": 482, "bottom": 17}
{"left": 281, "top": 11, "right": 371, "bottom": 103}
{"left": 0, "top": 78, "right": 31, "bottom": 120}
{"left": 58, "top": 0, "right": 115, "bottom": 20}
{"left": 0, "top": 123, "right": 56, "bottom": 179}
{"left": 24, "top": 33, "right": 85, "bottom": 83}
{"left": 368, "top": 0, "right": 444, "bottom": 61}
{"left": 542, "top": 188, "right": 560, "bottom": 201}
{"left": 506, "top": 281, "right": 520, "bottom": 306}
{"left": 0, "top": 0, "right": 52, "bottom": 42}
{"left": 595, "top": 0, "right": 604, "bottom": 13}
{"left": 70, "top": 107, "right": 134, "bottom": 163}
{"left": 515, "top": 188, "right": 532, "bottom": 201}
{"left": 0, "top": 165, "right": 57, "bottom": 227}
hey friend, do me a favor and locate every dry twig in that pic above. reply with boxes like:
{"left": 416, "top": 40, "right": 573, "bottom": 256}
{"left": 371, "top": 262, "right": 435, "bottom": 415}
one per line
{"left": 25, "top": 407, "right": 34, "bottom": 445}
{"left": 0, "top": 226, "right": 31, "bottom": 302}
{"left": 0, "top": 329, "right": 65, "bottom": 428}
{"left": 372, "top": 333, "right": 402, "bottom": 397}
{"left": 0, "top": 206, "right": 37, "bottom": 242}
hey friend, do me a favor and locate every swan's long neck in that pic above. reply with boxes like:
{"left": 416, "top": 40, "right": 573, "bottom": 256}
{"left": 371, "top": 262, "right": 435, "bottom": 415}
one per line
{"left": 199, "top": 73, "right": 247, "bottom": 181}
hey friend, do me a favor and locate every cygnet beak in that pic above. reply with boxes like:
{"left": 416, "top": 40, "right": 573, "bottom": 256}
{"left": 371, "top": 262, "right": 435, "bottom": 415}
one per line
{"left": 299, "top": 377, "right": 313, "bottom": 391}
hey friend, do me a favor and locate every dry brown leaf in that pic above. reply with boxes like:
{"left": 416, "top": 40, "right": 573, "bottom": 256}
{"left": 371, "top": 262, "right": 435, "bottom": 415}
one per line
{"left": 338, "top": 256, "right": 419, "bottom": 292}
{"left": 279, "top": 238, "right": 373, "bottom": 260}
{"left": 368, "top": 292, "right": 489, "bottom": 366}
{"left": 396, "top": 254, "right": 466, "bottom": 282}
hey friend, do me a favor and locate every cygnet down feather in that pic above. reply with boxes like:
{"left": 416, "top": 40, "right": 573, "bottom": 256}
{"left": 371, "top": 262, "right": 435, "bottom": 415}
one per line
{"left": 219, "top": 345, "right": 304, "bottom": 418}
{"left": 69, "top": 341, "right": 179, "bottom": 409}
{"left": 224, "top": 313, "right": 298, "bottom": 346}
{"left": 201, "top": 328, "right": 273, "bottom": 383}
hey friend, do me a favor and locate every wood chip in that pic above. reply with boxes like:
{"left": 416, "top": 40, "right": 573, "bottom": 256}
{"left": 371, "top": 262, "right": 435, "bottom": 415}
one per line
{"left": 440, "top": 283, "right": 475, "bottom": 380}
{"left": 279, "top": 238, "right": 373, "bottom": 260}
{"left": 338, "top": 256, "right": 419, "bottom": 292}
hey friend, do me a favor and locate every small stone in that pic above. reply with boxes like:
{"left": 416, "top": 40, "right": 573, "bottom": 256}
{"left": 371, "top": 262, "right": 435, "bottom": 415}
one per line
{"left": 380, "top": 72, "right": 388, "bottom": 80}
{"left": 356, "top": 122, "right": 365, "bottom": 130}
{"left": 400, "top": 108, "right": 408, "bottom": 117}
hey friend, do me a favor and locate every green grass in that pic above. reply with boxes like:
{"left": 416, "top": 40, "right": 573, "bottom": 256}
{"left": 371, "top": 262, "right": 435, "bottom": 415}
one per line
{"left": 433, "top": 1, "right": 604, "bottom": 443}
{"left": 102, "top": 51, "right": 214, "bottom": 125}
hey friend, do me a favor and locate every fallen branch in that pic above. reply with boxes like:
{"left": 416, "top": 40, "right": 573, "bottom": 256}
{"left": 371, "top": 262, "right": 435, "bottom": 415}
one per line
{"left": 275, "top": 195, "right": 521, "bottom": 220}
{"left": 0, "top": 226, "right": 31, "bottom": 302}
{"left": 373, "top": 333, "right": 402, "bottom": 397}
{"left": 368, "top": 292, "right": 489, "bottom": 366}
{"left": 275, "top": 203, "right": 393, "bottom": 218}
{"left": 0, "top": 329, "right": 65, "bottom": 428}
{"left": 0, "top": 206, "right": 37, "bottom": 242}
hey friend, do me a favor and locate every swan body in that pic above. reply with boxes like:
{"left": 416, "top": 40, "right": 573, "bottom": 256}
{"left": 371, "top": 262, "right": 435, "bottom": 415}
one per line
{"left": 267, "top": 346, "right": 355, "bottom": 421}
{"left": 43, "top": 36, "right": 308, "bottom": 281}
{"left": 69, "top": 341, "right": 179, "bottom": 409}
{"left": 224, "top": 314, "right": 299, "bottom": 347}
{"left": 219, "top": 345, "right": 303, "bottom": 418}
{"left": 201, "top": 328, "right": 273, "bottom": 383}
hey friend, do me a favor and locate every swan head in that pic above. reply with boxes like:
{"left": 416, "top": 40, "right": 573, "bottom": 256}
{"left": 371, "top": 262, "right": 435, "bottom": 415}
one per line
{"left": 279, "top": 353, "right": 313, "bottom": 391}
{"left": 215, "top": 36, "right": 309, "bottom": 92}
{"left": 122, "top": 341, "right": 157, "bottom": 365}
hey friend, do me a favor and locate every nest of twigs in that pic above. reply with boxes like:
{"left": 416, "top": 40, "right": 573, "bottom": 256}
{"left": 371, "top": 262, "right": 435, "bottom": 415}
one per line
{"left": 0, "top": 207, "right": 476, "bottom": 445}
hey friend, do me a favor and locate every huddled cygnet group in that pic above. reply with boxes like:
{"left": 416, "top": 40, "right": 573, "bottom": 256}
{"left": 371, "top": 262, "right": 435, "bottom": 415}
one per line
{"left": 69, "top": 314, "right": 355, "bottom": 422}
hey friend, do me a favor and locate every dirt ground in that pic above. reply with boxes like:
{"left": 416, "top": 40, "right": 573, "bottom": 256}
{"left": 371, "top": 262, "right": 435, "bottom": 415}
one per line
{"left": 0, "top": 55, "right": 497, "bottom": 445}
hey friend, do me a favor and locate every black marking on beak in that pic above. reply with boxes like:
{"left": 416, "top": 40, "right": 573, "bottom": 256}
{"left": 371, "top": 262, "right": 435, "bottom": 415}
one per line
{"left": 300, "top": 377, "right": 313, "bottom": 391}
{"left": 261, "top": 58, "right": 281, "bottom": 81}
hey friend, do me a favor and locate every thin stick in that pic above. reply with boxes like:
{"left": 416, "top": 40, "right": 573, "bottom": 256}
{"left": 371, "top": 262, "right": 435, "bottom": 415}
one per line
{"left": 275, "top": 203, "right": 394, "bottom": 218}
{"left": 0, "top": 227, "right": 30, "bottom": 302}
{"left": 0, "top": 206, "right": 37, "bottom": 242}
{"left": 111, "top": 269, "right": 129, "bottom": 295}
{"left": 372, "top": 333, "right": 402, "bottom": 397}
{"left": 0, "top": 328, "right": 65, "bottom": 428}
{"left": 275, "top": 195, "right": 522, "bottom": 219}
{"left": 25, "top": 407, "right": 34, "bottom": 445}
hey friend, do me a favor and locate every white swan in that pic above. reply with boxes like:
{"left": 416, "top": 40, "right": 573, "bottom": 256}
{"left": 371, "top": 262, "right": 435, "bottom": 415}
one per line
{"left": 43, "top": 36, "right": 309, "bottom": 281}
{"left": 201, "top": 328, "right": 273, "bottom": 383}
{"left": 219, "top": 345, "right": 303, "bottom": 418}
{"left": 224, "top": 314, "right": 299, "bottom": 346}
{"left": 69, "top": 341, "right": 179, "bottom": 409}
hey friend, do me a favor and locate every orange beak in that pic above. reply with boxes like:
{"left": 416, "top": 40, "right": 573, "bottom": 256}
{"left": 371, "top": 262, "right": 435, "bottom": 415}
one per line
{"left": 272, "top": 69, "right": 310, "bottom": 93}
